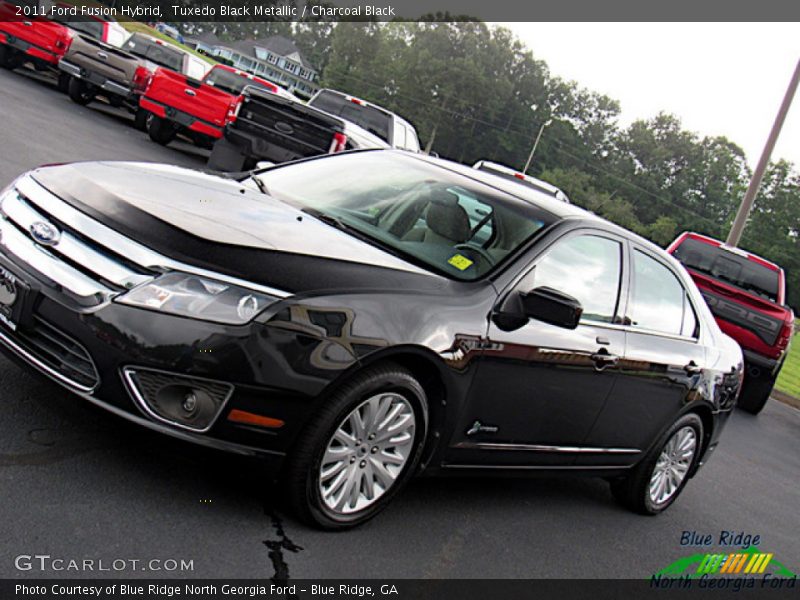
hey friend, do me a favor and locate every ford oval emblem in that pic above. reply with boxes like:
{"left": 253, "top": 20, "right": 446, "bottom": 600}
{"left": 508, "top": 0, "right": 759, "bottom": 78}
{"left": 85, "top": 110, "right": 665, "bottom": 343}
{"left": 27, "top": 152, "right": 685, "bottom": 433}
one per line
{"left": 274, "top": 121, "right": 294, "bottom": 135}
{"left": 30, "top": 221, "right": 61, "bottom": 246}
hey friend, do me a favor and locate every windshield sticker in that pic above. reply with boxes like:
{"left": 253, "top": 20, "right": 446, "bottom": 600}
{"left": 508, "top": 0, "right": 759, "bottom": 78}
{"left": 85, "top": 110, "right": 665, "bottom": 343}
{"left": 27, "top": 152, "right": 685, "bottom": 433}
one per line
{"left": 448, "top": 254, "right": 474, "bottom": 271}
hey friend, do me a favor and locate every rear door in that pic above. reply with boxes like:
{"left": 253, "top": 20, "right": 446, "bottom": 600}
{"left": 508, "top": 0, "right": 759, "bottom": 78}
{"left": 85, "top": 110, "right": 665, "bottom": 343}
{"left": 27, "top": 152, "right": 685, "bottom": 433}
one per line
{"left": 581, "top": 244, "right": 706, "bottom": 466}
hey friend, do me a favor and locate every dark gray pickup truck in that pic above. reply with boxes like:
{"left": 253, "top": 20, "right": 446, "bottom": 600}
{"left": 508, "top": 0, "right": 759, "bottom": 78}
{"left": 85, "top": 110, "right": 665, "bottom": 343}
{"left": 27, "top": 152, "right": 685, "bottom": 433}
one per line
{"left": 59, "top": 32, "right": 208, "bottom": 127}
{"left": 207, "top": 88, "right": 420, "bottom": 171}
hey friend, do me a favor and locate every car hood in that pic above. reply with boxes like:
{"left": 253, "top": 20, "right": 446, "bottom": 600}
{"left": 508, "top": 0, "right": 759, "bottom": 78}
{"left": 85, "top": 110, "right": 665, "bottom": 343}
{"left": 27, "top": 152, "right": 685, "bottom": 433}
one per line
{"left": 30, "top": 162, "right": 445, "bottom": 295}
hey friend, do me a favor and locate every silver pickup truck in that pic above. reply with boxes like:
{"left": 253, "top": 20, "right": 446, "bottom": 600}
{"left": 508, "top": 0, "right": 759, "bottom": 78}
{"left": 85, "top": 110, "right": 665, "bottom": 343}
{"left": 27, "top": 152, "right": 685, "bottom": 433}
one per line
{"left": 59, "top": 32, "right": 209, "bottom": 127}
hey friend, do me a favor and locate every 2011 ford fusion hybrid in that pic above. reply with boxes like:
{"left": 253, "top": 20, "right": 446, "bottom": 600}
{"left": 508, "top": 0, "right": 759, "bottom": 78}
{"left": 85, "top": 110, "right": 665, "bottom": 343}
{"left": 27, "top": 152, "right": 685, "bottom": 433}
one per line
{"left": 0, "top": 150, "right": 742, "bottom": 528}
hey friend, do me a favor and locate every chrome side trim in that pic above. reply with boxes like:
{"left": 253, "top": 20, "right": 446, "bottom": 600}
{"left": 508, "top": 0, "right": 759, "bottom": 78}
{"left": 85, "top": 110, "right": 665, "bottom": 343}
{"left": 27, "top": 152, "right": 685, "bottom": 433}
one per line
{"left": 0, "top": 328, "right": 95, "bottom": 392}
{"left": 453, "top": 441, "right": 641, "bottom": 454}
{"left": 0, "top": 217, "right": 112, "bottom": 302}
{"left": 15, "top": 176, "right": 290, "bottom": 299}
{"left": 442, "top": 463, "right": 633, "bottom": 471}
{"left": 0, "top": 328, "right": 281, "bottom": 457}
{"left": 121, "top": 366, "right": 235, "bottom": 434}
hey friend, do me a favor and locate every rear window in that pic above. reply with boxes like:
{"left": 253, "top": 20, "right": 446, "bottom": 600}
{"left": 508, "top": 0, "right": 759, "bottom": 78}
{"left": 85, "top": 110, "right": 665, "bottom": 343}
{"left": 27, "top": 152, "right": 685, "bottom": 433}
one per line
{"left": 53, "top": 18, "right": 103, "bottom": 41}
{"left": 123, "top": 36, "right": 183, "bottom": 72}
{"left": 311, "top": 91, "right": 391, "bottom": 143}
{"left": 672, "top": 237, "right": 779, "bottom": 303}
{"left": 205, "top": 68, "right": 275, "bottom": 96}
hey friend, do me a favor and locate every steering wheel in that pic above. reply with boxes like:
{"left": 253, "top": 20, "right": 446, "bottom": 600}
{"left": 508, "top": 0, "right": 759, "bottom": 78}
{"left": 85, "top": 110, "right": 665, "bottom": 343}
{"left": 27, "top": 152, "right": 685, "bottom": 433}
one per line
{"left": 454, "top": 243, "right": 496, "bottom": 267}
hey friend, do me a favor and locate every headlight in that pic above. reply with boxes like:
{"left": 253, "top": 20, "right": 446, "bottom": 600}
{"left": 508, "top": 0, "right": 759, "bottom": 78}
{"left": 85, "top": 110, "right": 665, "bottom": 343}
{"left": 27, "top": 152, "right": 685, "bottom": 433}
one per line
{"left": 116, "top": 272, "right": 277, "bottom": 325}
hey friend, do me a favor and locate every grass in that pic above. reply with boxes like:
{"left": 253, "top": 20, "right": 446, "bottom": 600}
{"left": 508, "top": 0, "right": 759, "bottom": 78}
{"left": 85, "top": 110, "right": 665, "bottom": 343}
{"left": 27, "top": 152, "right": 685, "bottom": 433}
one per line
{"left": 118, "top": 21, "right": 218, "bottom": 66}
{"left": 775, "top": 326, "right": 800, "bottom": 399}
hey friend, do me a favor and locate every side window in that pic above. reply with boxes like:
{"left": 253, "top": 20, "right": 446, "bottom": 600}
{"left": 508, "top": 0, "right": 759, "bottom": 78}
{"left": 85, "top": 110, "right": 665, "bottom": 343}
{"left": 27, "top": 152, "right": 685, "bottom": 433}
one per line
{"left": 630, "top": 249, "right": 695, "bottom": 337}
{"left": 532, "top": 235, "right": 622, "bottom": 323}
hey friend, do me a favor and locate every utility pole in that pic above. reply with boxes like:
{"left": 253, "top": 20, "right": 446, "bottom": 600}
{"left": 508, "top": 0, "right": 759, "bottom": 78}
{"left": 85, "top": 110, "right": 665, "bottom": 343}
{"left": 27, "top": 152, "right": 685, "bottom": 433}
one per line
{"left": 523, "top": 119, "right": 551, "bottom": 174}
{"left": 726, "top": 58, "right": 800, "bottom": 247}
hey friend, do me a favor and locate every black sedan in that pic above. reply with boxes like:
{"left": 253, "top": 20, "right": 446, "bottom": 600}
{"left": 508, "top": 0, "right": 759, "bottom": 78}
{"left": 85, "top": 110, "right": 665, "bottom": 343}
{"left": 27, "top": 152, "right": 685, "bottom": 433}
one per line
{"left": 0, "top": 150, "right": 742, "bottom": 528}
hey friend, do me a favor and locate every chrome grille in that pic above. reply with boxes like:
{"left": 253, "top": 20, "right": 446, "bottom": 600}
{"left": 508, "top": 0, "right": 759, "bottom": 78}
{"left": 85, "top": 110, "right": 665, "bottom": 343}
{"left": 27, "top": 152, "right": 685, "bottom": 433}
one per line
{"left": 0, "top": 174, "right": 289, "bottom": 305}
{"left": 16, "top": 316, "right": 99, "bottom": 390}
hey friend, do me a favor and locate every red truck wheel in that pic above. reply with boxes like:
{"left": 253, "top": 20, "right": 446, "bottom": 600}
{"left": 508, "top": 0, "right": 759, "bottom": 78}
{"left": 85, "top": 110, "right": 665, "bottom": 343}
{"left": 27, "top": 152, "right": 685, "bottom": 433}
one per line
{"left": 738, "top": 367, "right": 780, "bottom": 415}
{"left": 0, "top": 45, "right": 23, "bottom": 70}
{"left": 147, "top": 115, "right": 177, "bottom": 146}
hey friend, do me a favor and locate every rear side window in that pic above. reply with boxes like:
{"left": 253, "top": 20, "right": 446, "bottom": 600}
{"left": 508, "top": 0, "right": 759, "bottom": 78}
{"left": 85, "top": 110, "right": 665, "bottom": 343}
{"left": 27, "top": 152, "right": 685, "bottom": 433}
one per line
{"left": 672, "top": 237, "right": 779, "bottom": 303}
{"left": 630, "top": 250, "right": 697, "bottom": 337}
{"left": 532, "top": 235, "right": 622, "bottom": 323}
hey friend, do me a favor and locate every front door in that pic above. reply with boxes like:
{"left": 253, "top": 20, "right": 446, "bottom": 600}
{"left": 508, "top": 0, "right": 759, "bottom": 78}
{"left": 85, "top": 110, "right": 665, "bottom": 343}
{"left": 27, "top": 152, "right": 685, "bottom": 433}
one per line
{"left": 446, "top": 231, "right": 628, "bottom": 467}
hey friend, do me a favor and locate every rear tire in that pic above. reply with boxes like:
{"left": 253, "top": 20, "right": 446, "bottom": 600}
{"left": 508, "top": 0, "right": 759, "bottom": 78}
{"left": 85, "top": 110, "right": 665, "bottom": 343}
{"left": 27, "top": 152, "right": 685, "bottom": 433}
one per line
{"left": 284, "top": 363, "right": 428, "bottom": 530}
{"left": 147, "top": 115, "right": 177, "bottom": 145}
{"left": 610, "top": 413, "right": 703, "bottom": 515}
{"left": 208, "top": 136, "right": 248, "bottom": 172}
{"left": 0, "top": 45, "right": 22, "bottom": 69}
{"left": 57, "top": 72, "right": 70, "bottom": 93}
{"left": 133, "top": 108, "right": 148, "bottom": 131}
{"left": 67, "top": 77, "right": 94, "bottom": 106}
{"left": 737, "top": 368, "right": 778, "bottom": 415}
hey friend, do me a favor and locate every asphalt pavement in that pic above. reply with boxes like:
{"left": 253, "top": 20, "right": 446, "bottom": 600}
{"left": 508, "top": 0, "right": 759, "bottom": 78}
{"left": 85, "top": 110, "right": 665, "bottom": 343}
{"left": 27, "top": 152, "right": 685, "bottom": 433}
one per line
{"left": 0, "top": 66, "right": 798, "bottom": 581}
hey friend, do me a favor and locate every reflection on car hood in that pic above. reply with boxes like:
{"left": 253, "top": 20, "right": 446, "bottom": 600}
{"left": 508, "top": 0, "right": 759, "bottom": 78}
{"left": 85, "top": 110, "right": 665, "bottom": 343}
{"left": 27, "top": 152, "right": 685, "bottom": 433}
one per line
{"left": 30, "top": 162, "right": 447, "bottom": 295}
{"left": 33, "top": 162, "right": 427, "bottom": 270}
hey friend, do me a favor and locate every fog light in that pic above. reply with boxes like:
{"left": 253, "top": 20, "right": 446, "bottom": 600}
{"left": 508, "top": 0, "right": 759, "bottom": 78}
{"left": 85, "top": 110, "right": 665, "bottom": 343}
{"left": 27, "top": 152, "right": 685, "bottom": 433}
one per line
{"left": 182, "top": 392, "right": 198, "bottom": 414}
{"left": 122, "top": 368, "right": 234, "bottom": 432}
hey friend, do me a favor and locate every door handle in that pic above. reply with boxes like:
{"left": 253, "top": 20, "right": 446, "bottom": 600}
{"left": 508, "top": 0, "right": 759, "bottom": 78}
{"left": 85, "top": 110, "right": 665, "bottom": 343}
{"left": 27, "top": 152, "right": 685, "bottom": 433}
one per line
{"left": 96, "top": 51, "right": 108, "bottom": 60}
{"left": 591, "top": 350, "right": 619, "bottom": 371}
{"left": 185, "top": 89, "right": 196, "bottom": 96}
{"left": 684, "top": 361, "right": 702, "bottom": 375}
{"left": 23, "top": 20, "right": 33, "bottom": 26}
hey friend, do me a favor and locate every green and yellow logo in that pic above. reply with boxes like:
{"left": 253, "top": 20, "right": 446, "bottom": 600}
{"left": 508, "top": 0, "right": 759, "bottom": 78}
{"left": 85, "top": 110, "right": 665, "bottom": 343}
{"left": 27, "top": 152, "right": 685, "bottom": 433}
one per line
{"left": 655, "top": 546, "right": 797, "bottom": 579}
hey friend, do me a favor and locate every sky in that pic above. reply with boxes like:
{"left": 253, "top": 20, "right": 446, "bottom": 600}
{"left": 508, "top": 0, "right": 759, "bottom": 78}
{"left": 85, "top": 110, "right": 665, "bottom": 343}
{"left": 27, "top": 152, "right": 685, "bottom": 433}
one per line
{"left": 503, "top": 23, "right": 800, "bottom": 170}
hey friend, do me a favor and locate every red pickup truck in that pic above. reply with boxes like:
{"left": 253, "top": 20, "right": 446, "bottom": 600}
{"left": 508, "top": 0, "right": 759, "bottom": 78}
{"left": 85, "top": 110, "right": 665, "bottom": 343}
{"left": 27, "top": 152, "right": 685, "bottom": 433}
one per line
{"left": 139, "top": 63, "right": 293, "bottom": 147}
{"left": 0, "top": 0, "right": 125, "bottom": 82}
{"left": 668, "top": 232, "right": 794, "bottom": 414}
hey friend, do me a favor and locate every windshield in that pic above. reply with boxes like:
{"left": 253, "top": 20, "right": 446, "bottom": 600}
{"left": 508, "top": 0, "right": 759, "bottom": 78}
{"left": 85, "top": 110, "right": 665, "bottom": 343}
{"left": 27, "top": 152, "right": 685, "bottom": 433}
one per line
{"left": 672, "top": 237, "right": 780, "bottom": 303}
{"left": 205, "top": 68, "right": 274, "bottom": 96}
{"left": 253, "top": 152, "right": 556, "bottom": 280}
{"left": 311, "top": 91, "right": 392, "bottom": 143}
{"left": 123, "top": 36, "right": 183, "bottom": 72}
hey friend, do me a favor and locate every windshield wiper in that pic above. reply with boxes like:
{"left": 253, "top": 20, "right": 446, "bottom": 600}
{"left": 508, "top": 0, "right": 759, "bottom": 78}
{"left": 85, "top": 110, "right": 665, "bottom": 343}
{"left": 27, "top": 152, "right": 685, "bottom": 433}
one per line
{"left": 250, "top": 173, "right": 270, "bottom": 196}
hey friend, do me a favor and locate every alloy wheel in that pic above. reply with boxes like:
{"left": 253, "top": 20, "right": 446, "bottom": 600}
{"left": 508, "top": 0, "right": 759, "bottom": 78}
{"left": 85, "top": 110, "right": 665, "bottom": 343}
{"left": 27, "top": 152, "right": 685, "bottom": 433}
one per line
{"left": 318, "top": 392, "right": 416, "bottom": 515}
{"left": 649, "top": 425, "right": 697, "bottom": 506}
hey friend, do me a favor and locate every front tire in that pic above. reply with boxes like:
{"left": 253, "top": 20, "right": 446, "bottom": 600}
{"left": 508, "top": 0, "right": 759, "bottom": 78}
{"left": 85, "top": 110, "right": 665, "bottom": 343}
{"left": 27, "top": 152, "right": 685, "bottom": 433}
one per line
{"left": 67, "top": 76, "right": 94, "bottom": 106}
{"left": 611, "top": 413, "right": 703, "bottom": 515}
{"left": 285, "top": 363, "right": 428, "bottom": 530}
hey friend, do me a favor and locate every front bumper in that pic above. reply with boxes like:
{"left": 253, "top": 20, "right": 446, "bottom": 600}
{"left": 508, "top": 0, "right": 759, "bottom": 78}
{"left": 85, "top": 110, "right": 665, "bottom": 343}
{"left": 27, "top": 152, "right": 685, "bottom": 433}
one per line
{"left": 0, "top": 175, "right": 345, "bottom": 465}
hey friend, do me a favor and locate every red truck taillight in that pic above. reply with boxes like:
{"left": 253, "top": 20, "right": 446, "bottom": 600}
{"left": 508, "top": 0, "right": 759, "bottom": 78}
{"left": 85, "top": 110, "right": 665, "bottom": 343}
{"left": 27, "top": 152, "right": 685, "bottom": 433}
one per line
{"left": 329, "top": 132, "right": 348, "bottom": 153}
{"left": 54, "top": 30, "right": 73, "bottom": 53}
{"left": 132, "top": 66, "right": 153, "bottom": 92}
{"left": 777, "top": 314, "right": 795, "bottom": 352}
{"left": 226, "top": 95, "right": 244, "bottom": 124}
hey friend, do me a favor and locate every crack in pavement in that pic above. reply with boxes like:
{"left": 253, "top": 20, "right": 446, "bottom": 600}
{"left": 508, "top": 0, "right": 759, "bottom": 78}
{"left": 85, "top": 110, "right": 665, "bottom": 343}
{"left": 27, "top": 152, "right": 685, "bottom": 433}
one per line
{"left": 263, "top": 502, "right": 303, "bottom": 593}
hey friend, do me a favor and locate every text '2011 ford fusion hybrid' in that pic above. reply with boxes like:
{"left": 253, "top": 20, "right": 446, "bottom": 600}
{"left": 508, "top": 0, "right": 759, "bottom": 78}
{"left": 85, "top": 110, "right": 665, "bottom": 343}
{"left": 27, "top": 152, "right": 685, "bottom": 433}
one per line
{"left": 0, "top": 149, "right": 742, "bottom": 528}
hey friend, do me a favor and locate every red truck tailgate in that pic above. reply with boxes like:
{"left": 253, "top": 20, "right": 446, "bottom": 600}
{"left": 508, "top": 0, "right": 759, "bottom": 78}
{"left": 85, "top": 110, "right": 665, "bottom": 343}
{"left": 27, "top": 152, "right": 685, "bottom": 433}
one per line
{"left": 0, "top": 3, "right": 70, "bottom": 62}
{"left": 143, "top": 67, "right": 234, "bottom": 130}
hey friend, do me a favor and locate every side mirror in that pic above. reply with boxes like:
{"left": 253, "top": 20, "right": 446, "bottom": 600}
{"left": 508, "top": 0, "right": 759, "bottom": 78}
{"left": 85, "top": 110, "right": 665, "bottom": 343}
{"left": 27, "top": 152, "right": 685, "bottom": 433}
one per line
{"left": 520, "top": 286, "right": 583, "bottom": 329}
